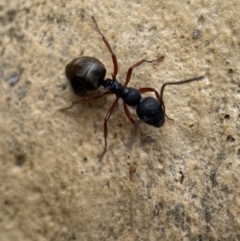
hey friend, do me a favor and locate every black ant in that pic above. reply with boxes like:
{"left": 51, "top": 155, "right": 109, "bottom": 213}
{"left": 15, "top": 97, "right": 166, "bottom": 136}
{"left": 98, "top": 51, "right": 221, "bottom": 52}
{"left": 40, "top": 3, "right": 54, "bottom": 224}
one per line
{"left": 61, "top": 16, "right": 204, "bottom": 160}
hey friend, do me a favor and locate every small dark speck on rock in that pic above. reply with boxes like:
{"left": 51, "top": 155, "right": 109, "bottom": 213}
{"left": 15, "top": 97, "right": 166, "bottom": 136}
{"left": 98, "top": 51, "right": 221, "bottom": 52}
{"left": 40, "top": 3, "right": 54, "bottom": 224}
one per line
{"left": 145, "top": 135, "right": 156, "bottom": 143}
{"left": 68, "top": 232, "right": 77, "bottom": 240}
{"left": 62, "top": 84, "right": 67, "bottom": 90}
{"left": 192, "top": 29, "right": 201, "bottom": 39}
{"left": 228, "top": 68, "right": 233, "bottom": 76}
{"left": 179, "top": 171, "right": 184, "bottom": 184}
{"left": 226, "top": 135, "right": 235, "bottom": 142}
{"left": 8, "top": 69, "right": 24, "bottom": 86}
{"left": 9, "top": 74, "right": 20, "bottom": 86}
{"left": 237, "top": 149, "right": 240, "bottom": 159}
{"left": 7, "top": 9, "right": 17, "bottom": 22}
{"left": 210, "top": 170, "right": 217, "bottom": 187}
{"left": 217, "top": 152, "right": 226, "bottom": 161}
{"left": 17, "top": 81, "right": 31, "bottom": 101}
{"left": 224, "top": 114, "right": 230, "bottom": 120}
{"left": 15, "top": 154, "right": 26, "bottom": 167}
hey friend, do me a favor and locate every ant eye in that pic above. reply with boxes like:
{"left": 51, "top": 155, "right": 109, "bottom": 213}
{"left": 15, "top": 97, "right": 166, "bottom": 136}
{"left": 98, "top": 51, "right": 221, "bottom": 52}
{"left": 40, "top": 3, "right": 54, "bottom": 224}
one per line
{"left": 136, "top": 97, "right": 165, "bottom": 127}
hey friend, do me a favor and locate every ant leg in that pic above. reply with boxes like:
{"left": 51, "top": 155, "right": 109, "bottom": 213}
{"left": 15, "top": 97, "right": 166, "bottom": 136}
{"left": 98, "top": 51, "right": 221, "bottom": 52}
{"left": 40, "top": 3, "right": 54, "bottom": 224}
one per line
{"left": 123, "top": 103, "right": 135, "bottom": 124}
{"left": 138, "top": 87, "right": 160, "bottom": 100}
{"left": 100, "top": 97, "right": 120, "bottom": 160}
{"left": 124, "top": 55, "right": 164, "bottom": 86}
{"left": 59, "top": 90, "right": 112, "bottom": 111}
{"left": 92, "top": 16, "right": 118, "bottom": 79}
{"left": 138, "top": 87, "right": 173, "bottom": 121}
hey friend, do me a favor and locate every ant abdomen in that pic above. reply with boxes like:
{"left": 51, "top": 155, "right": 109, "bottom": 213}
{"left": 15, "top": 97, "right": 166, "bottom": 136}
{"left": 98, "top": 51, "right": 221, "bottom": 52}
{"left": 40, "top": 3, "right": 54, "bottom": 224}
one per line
{"left": 65, "top": 56, "right": 106, "bottom": 94}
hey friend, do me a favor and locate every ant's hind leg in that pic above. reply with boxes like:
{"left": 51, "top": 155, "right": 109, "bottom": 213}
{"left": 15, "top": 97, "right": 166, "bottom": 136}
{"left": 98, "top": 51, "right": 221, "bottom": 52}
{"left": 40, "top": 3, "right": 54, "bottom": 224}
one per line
{"left": 92, "top": 16, "right": 118, "bottom": 80}
{"left": 124, "top": 55, "right": 164, "bottom": 86}
{"left": 59, "top": 91, "right": 112, "bottom": 111}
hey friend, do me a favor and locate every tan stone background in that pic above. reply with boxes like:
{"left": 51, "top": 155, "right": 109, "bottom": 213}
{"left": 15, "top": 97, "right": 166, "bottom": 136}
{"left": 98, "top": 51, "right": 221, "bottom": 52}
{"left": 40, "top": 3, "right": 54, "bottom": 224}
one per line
{"left": 1, "top": 0, "right": 239, "bottom": 240}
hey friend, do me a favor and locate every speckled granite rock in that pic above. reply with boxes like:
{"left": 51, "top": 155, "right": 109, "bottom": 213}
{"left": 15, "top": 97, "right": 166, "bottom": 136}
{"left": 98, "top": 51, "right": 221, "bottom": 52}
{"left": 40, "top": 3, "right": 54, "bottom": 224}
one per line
{"left": 0, "top": 1, "right": 240, "bottom": 240}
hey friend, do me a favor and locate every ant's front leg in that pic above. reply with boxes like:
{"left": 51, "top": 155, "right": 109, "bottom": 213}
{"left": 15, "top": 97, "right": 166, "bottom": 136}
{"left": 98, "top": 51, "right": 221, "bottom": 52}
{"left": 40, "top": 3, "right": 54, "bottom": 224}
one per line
{"left": 124, "top": 55, "right": 164, "bottom": 86}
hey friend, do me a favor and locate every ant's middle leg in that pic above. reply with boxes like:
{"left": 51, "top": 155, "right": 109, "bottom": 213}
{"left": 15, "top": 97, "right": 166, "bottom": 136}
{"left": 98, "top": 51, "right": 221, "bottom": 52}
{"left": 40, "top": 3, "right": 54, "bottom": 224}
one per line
{"left": 92, "top": 16, "right": 118, "bottom": 79}
{"left": 99, "top": 97, "right": 120, "bottom": 160}
{"left": 123, "top": 103, "right": 135, "bottom": 124}
{"left": 60, "top": 90, "right": 112, "bottom": 111}
{"left": 124, "top": 55, "right": 164, "bottom": 86}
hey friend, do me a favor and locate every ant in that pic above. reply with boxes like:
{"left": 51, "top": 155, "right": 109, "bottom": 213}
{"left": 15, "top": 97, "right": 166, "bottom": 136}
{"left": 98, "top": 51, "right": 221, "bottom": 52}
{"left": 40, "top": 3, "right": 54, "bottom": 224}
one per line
{"left": 61, "top": 16, "right": 204, "bottom": 160}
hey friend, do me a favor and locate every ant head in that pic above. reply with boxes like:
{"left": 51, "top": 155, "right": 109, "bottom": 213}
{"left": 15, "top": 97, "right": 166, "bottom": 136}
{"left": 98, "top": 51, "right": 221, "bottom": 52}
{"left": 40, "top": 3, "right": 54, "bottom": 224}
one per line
{"left": 137, "top": 76, "right": 204, "bottom": 128}
{"left": 136, "top": 97, "right": 165, "bottom": 127}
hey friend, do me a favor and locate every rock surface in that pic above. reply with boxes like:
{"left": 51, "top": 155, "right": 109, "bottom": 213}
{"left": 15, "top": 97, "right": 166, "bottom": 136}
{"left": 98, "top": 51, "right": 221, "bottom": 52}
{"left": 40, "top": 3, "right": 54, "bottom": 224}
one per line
{"left": 0, "top": 1, "right": 239, "bottom": 240}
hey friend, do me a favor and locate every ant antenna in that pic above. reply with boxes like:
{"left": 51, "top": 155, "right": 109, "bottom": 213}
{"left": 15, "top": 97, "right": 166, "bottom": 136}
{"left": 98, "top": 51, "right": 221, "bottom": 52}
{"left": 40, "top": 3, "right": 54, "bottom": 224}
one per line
{"left": 159, "top": 75, "right": 205, "bottom": 119}
{"left": 160, "top": 75, "right": 204, "bottom": 102}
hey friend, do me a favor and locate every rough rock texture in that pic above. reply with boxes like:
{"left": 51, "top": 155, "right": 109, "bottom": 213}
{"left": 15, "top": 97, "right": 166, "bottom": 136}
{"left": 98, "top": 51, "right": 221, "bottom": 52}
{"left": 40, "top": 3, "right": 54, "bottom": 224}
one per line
{"left": 1, "top": 1, "right": 239, "bottom": 241}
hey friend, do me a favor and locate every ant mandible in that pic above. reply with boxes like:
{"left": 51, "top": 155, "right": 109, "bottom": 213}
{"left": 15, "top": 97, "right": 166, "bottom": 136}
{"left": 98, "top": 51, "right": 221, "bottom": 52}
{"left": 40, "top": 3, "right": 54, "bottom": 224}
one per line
{"left": 61, "top": 16, "right": 204, "bottom": 160}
